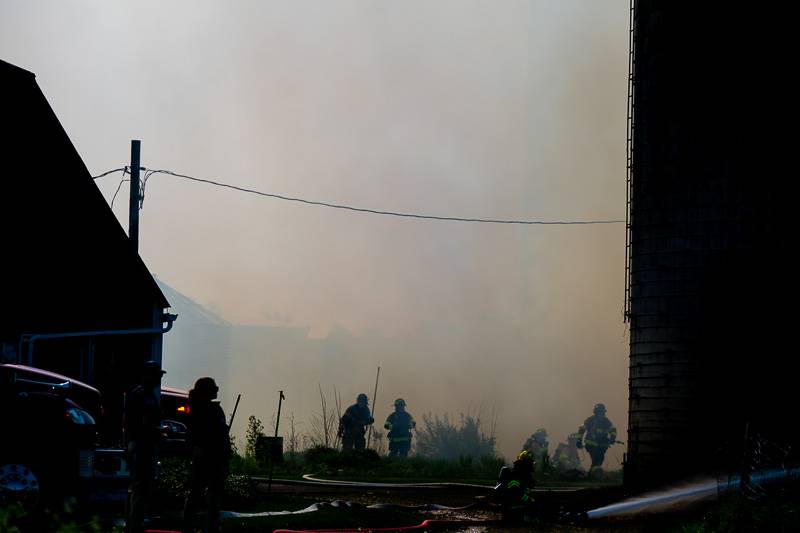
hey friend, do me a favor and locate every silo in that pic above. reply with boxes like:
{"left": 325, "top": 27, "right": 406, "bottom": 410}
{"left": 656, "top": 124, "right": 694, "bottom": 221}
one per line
{"left": 624, "top": 1, "right": 794, "bottom": 488}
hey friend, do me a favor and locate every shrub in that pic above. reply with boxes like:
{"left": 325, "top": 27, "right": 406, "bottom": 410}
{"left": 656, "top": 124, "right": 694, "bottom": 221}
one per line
{"left": 245, "top": 415, "right": 265, "bottom": 459}
{"left": 415, "top": 413, "right": 496, "bottom": 460}
{"left": 155, "top": 456, "right": 258, "bottom": 507}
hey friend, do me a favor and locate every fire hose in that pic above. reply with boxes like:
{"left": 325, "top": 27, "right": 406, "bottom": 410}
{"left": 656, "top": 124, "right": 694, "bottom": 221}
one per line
{"left": 274, "top": 518, "right": 498, "bottom": 533}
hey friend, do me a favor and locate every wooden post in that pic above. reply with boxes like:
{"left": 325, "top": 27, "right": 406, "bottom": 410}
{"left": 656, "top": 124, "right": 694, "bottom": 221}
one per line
{"left": 129, "top": 140, "right": 141, "bottom": 252}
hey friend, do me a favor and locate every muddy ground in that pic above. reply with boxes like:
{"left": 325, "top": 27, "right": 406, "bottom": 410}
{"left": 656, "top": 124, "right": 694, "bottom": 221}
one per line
{"left": 143, "top": 480, "right": 714, "bottom": 533}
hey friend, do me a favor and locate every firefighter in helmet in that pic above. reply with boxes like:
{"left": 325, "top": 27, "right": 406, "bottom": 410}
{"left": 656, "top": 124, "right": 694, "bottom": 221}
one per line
{"left": 338, "top": 393, "right": 374, "bottom": 451}
{"left": 576, "top": 403, "right": 617, "bottom": 475}
{"left": 125, "top": 360, "right": 164, "bottom": 533}
{"left": 495, "top": 450, "right": 536, "bottom": 522}
{"left": 384, "top": 398, "right": 416, "bottom": 457}
{"left": 522, "top": 427, "right": 549, "bottom": 464}
{"left": 552, "top": 432, "right": 583, "bottom": 473}
{"left": 182, "top": 377, "right": 230, "bottom": 533}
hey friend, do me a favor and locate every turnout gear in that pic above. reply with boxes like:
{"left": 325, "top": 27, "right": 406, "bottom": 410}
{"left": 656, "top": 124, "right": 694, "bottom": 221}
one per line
{"left": 183, "top": 377, "right": 230, "bottom": 533}
{"left": 339, "top": 394, "right": 374, "bottom": 451}
{"left": 552, "top": 433, "right": 583, "bottom": 473}
{"left": 385, "top": 398, "right": 416, "bottom": 457}
{"left": 125, "top": 361, "right": 164, "bottom": 533}
{"left": 577, "top": 404, "right": 617, "bottom": 470}
{"left": 495, "top": 450, "right": 536, "bottom": 523}
{"left": 522, "top": 427, "right": 549, "bottom": 463}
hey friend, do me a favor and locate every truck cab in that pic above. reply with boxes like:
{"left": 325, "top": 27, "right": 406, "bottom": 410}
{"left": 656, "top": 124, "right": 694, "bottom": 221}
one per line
{"left": 158, "top": 385, "right": 190, "bottom": 456}
{"left": 0, "top": 364, "right": 190, "bottom": 510}
{"left": 0, "top": 364, "right": 100, "bottom": 509}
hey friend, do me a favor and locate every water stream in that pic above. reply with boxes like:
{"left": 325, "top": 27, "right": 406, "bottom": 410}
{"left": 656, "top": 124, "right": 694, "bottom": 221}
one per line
{"left": 587, "top": 468, "right": 800, "bottom": 519}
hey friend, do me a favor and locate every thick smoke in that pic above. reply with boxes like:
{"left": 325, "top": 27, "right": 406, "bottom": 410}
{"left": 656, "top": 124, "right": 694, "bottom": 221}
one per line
{"left": 1, "top": 1, "right": 629, "bottom": 464}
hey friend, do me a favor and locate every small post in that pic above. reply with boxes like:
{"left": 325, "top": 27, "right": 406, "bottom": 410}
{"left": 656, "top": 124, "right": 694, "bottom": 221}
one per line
{"left": 267, "top": 390, "right": 286, "bottom": 498}
{"left": 129, "top": 140, "right": 141, "bottom": 252}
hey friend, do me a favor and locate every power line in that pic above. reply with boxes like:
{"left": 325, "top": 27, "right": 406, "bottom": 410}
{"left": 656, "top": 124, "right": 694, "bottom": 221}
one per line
{"left": 140, "top": 168, "right": 157, "bottom": 207}
{"left": 132, "top": 168, "right": 624, "bottom": 226}
{"left": 92, "top": 167, "right": 127, "bottom": 180}
{"left": 110, "top": 178, "right": 129, "bottom": 209}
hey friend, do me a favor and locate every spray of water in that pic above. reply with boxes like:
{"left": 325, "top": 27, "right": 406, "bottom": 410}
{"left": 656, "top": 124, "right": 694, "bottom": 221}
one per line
{"left": 586, "top": 468, "right": 800, "bottom": 519}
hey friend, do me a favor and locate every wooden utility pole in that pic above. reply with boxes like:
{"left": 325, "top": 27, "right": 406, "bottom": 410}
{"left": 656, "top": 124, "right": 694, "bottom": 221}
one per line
{"left": 267, "top": 390, "right": 286, "bottom": 499}
{"left": 129, "top": 139, "right": 141, "bottom": 252}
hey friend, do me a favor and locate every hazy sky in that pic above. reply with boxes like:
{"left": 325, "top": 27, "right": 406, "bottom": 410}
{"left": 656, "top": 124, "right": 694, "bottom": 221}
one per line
{"left": 2, "top": 0, "right": 629, "bottom": 464}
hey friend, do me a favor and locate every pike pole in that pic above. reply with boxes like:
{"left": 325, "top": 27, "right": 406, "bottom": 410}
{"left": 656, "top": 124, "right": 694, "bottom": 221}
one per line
{"left": 366, "top": 366, "right": 380, "bottom": 449}
{"left": 228, "top": 393, "right": 241, "bottom": 430}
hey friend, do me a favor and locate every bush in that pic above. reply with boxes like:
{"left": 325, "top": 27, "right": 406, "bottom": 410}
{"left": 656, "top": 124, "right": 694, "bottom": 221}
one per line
{"left": 299, "top": 446, "right": 381, "bottom": 472}
{"left": 385, "top": 454, "right": 503, "bottom": 481}
{"left": 154, "top": 456, "right": 258, "bottom": 508}
{"left": 302, "top": 445, "right": 340, "bottom": 467}
{"left": 245, "top": 415, "right": 265, "bottom": 459}
{"left": 0, "top": 502, "right": 117, "bottom": 533}
{"left": 154, "top": 457, "right": 191, "bottom": 504}
{"left": 415, "top": 413, "right": 496, "bottom": 460}
{"left": 286, "top": 446, "right": 502, "bottom": 483}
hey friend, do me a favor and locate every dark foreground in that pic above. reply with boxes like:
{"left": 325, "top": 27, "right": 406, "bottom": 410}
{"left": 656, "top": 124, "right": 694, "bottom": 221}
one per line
{"left": 150, "top": 478, "right": 800, "bottom": 533}
{"left": 2, "top": 476, "right": 799, "bottom": 532}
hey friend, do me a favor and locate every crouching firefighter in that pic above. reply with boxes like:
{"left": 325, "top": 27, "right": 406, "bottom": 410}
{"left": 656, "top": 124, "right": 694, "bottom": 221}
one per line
{"left": 552, "top": 432, "right": 583, "bottom": 474}
{"left": 495, "top": 450, "right": 536, "bottom": 523}
{"left": 384, "top": 398, "right": 416, "bottom": 457}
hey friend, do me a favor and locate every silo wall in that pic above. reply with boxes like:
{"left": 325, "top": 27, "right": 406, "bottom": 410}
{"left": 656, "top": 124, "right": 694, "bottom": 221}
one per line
{"left": 625, "top": 1, "right": 794, "bottom": 489}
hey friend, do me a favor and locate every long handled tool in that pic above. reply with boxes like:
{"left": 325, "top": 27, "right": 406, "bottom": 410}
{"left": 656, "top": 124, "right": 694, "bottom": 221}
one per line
{"left": 275, "top": 390, "right": 285, "bottom": 438}
{"left": 267, "top": 390, "right": 286, "bottom": 498}
{"left": 366, "top": 366, "right": 380, "bottom": 449}
{"left": 228, "top": 393, "right": 241, "bottom": 430}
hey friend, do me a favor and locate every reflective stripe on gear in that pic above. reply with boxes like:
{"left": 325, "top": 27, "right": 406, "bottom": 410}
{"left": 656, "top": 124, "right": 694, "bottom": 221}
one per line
{"left": 507, "top": 480, "right": 521, "bottom": 489}
{"left": 389, "top": 436, "right": 411, "bottom": 442}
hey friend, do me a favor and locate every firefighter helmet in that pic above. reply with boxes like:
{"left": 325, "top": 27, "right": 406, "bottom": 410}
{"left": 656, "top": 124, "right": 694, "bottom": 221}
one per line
{"left": 394, "top": 398, "right": 406, "bottom": 408}
{"left": 191, "top": 377, "right": 218, "bottom": 400}
{"left": 517, "top": 449, "right": 535, "bottom": 464}
{"left": 357, "top": 393, "right": 368, "bottom": 404}
{"left": 593, "top": 403, "right": 606, "bottom": 415}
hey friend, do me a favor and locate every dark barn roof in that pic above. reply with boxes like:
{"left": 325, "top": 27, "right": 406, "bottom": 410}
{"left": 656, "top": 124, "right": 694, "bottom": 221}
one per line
{"left": 0, "top": 59, "right": 169, "bottom": 340}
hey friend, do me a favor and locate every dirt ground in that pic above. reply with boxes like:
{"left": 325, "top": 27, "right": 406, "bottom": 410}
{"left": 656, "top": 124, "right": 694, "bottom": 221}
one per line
{"left": 146, "top": 479, "right": 701, "bottom": 533}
